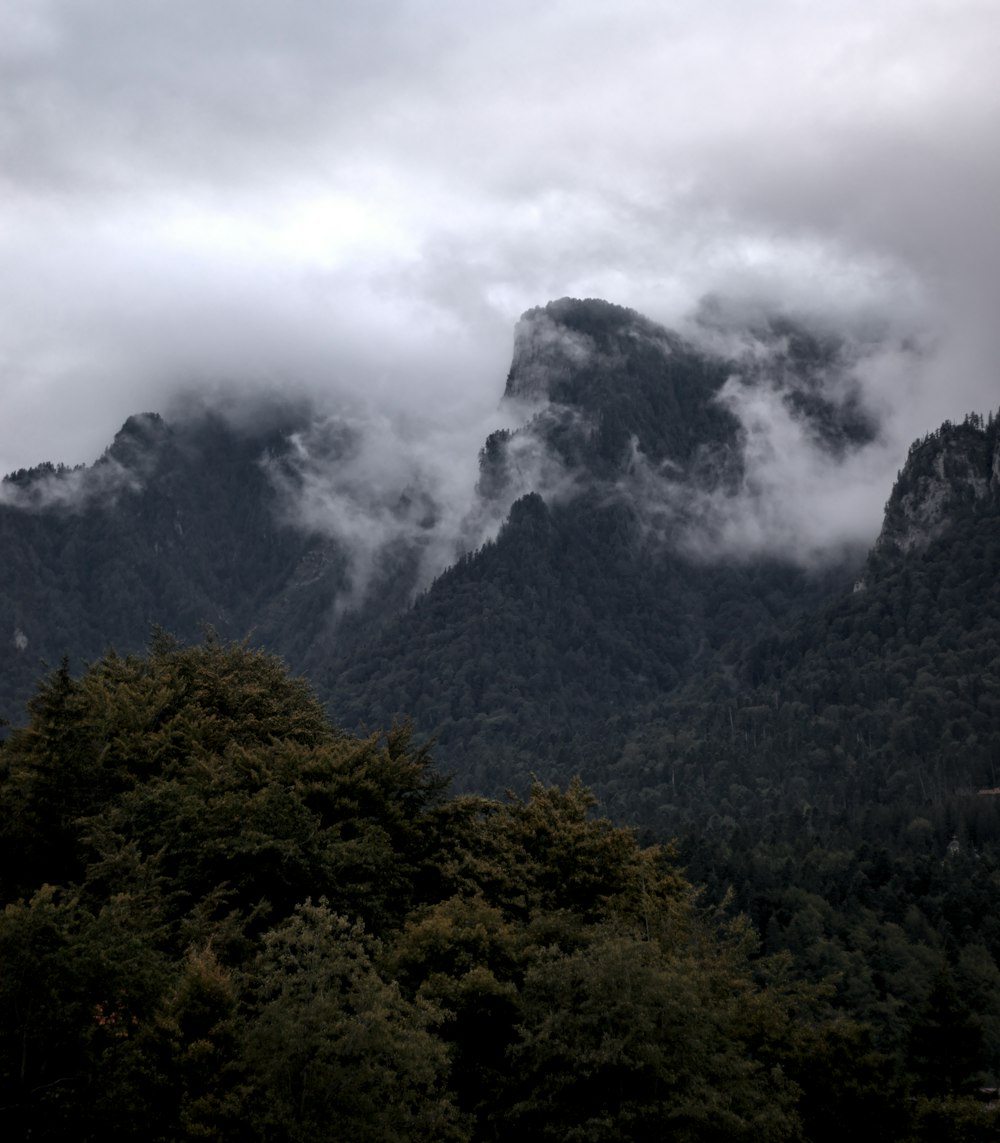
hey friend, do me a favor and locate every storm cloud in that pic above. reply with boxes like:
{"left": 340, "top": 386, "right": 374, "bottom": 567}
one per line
{"left": 1, "top": 0, "right": 998, "bottom": 561}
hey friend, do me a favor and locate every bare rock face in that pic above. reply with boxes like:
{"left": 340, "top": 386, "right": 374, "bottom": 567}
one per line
{"left": 875, "top": 415, "right": 999, "bottom": 557}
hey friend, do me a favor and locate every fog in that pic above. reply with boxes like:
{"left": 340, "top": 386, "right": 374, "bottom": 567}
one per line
{"left": 2, "top": 1, "right": 998, "bottom": 570}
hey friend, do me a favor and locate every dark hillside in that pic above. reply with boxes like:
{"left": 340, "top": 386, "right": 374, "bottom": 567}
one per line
{"left": 0, "top": 409, "right": 340, "bottom": 721}
{"left": 324, "top": 487, "right": 850, "bottom": 795}
{"left": 605, "top": 411, "right": 1000, "bottom": 842}
{"left": 325, "top": 298, "right": 869, "bottom": 791}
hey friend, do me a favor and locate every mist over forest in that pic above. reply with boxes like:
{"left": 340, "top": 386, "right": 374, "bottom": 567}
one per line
{"left": 3, "top": 294, "right": 1000, "bottom": 1140}
{"left": 3, "top": 2, "right": 1000, "bottom": 1139}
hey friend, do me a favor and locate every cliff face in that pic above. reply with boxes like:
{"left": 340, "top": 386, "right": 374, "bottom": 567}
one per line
{"left": 504, "top": 298, "right": 686, "bottom": 402}
{"left": 874, "top": 415, "right": 999, "bottom": 557}
{"left": 499, "top": 298, "right": 739, "bottom": 486}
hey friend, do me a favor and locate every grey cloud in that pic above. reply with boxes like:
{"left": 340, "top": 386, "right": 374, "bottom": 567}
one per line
{"left": 598, "top": 322, "right": 932, "bottom": 566}
{"left": 678, "top": 375, "right": 895, "bottom": 565}
{"left": 0, "top": 454, "right": 140, "bottom": 511}
{"left": 1, "top": 0, "right": 998, "bottom": 553}
{"left": 0, "top": 0, "right": 442, "bottom": 196}
{"left": 260, "top": 396, "right": 559, "bottom": 611}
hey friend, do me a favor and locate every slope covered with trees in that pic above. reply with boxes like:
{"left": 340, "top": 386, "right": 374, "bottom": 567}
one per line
{"left": 323, "top": 298, "right": 866, "bottom": 790}
{"left": 4, "top": 300, "right": 1000, "bottom": 1136}
{"left": 0, "top": 407, "right": 338, "bottom": 721}
{"left": 589, "top": 414, "right": 1000, "bottom": 826}
{"left": 3, "top": 639, "right": 958, "bottom": 1142}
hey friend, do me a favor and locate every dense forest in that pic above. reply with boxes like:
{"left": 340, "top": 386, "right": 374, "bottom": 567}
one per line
{"left": 2, "top": 299, "right": 1000, "bottom": 1136}
{"left": 1, "top": 639, "right": 997, "bottom": 1140}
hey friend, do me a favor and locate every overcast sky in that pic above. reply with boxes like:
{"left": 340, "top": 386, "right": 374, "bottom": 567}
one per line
{"left": 2, "top": 0, "right": 998, "bottom": 483}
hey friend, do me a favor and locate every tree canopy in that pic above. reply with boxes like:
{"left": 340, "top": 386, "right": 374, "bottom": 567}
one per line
{"left": 4, "top": 637, "right": 975, "bottom": 1141}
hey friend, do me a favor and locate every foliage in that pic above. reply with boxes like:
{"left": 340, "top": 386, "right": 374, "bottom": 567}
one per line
{"left": 0, "top": 637, "right": 931, "bottom": 1141}
{"left": 242, "top": 900, "right": 465, "bottom": 1143}
{"left": 2, "top": 305, "right": 1000, "bottom": 1139}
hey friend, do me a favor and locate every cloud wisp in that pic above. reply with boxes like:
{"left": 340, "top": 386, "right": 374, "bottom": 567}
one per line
{"left": 259, "top": 393, "right": 576, "bottom": 611}
{"left": 0, "top": 456, "right": 140, "bottom": 512}
{"left": 589, "top": 311, "right": 933, "bottom": 566}
{"left": 659, "top": 374, "right": 904, "bottom": 567}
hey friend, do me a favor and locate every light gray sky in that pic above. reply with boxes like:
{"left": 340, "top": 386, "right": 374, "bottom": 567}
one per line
{"left": 1, "top": 0, "right": 998, "bottom": 487}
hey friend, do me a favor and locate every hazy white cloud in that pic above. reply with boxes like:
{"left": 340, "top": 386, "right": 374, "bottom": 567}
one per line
{"left": 0, "top": 453, "right": 140, "bottom": 511}
{"left": 572, "top": 318, "right": 923, "bottom": 565}
{"left": 260, "top": 386, "right": 587, "bottom": 608}
{"left": 0, "top": 0, "right": 998, "bottom": 563}
{"left": 680, "top": 375, "right": 899, "bottom": 564}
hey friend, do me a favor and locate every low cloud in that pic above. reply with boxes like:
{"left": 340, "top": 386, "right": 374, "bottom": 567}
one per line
{"left": 678, "top": 376, "right": 898, "bottom": 565}
{"left": 0, "top": 454, "right": 141, "bottom": 512}
{"left": 602, "top": 318, "right": 936, "bottom": 566}
{"left": 259, "top": 394, "right": 570, "bottom": 611}
{"left": 1, "top": 0, "right": 998, "bottom": 573}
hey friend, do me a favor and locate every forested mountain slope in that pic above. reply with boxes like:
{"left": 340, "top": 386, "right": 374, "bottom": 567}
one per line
{"left": 324, "top": 488, "right": 850, "bottom": 793}
{"left": 0, "top": 297, "right": 871, "bottom": 745}
{"left": 0, "top": 406, "right": 337, "bottom": 719}
{"left": 4, "top": 301, "right": 1000, "bottom": 1129}
{"left": 323, "top": 298, "right": 870, "bottom": 789}
{"left": 606, "top": 412, "right": 1000, "bottom": 842}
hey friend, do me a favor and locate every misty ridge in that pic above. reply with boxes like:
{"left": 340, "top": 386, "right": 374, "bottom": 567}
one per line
{"left": 269, "top": 296, "right": 946, "bottom": 594}
{"left": 0, "top": 455, "right": 141, "bottom": 512}
{"left": 0, "top": 295, "right": 945, "bottom": 613}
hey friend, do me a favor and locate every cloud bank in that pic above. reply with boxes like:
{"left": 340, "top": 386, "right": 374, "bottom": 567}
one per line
{"left": 1, "top": 0, "right": 997, "bottom": 564}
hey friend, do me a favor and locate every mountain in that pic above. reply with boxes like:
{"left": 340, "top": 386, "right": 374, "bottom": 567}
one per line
{"left": 0, "top": 405, "right": 332, "bottom": 719}
{"left": 651, "top": 413, "right": 1000, "bottom": 1078}
{"left": 321, "top": 315, "right": 1000, "bottom": 858}
{"left": 0, "top": 297, "right": 872, "bottom": 739}
{"left": 3, "top": 297, "right": 996, "bottom": 826}
{"left": 0, "top": 397, "right": 460, "bottom": 720}
{"left": 322, "top": 298, "right": 873, "bottom": 790}
{"left": 5, "top": 299, "right": 1000, "bottom": 1102}
{"left": 609, "top": 410, "right": 1000, "bottom": 842}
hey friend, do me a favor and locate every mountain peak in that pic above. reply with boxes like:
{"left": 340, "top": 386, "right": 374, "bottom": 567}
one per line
{"left": 874, "top": 413, "right": 999, "bottom": 557}
{"left": 504, "top": 297, "right": 679, "bottom": 404}
{"left": 104, "top": 411, "right": 172, "bottom": 470}
{"left": 502, "top": 297, "right": 736, "bottom": 479}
